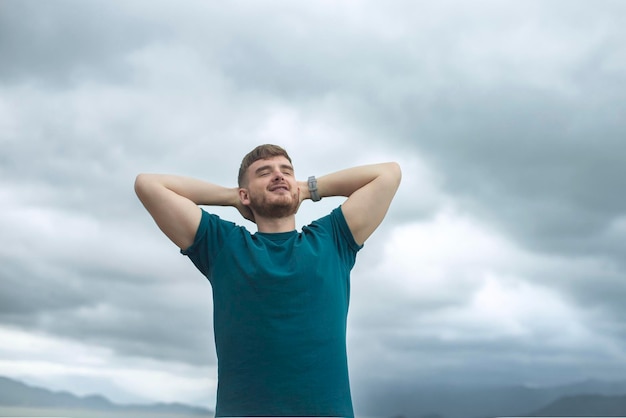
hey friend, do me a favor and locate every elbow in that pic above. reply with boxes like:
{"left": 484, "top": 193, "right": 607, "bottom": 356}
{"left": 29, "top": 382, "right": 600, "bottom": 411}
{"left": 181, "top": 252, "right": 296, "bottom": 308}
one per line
{"left": 386, "top": 162, "right": 402, "bottom": 187}
{"left": 134, "top": 173, "right": 154, "bottom": 199}
{"left": 134, "top": 173, "right": 145, "bottom": 194}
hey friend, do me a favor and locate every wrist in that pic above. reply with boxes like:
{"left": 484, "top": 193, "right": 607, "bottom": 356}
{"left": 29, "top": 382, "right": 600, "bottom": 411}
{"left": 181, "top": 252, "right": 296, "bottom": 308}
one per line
{"left": 299, "top": 181, "right": 311, "bottom": 200}
{"left": 307, "top": 176, "right": 322, "bottom": 202}
{"left": 229, "top": 187, "right": 242, "bottom": 207}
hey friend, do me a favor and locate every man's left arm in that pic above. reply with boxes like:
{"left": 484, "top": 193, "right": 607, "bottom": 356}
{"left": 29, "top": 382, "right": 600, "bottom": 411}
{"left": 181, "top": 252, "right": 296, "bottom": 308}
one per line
{"left": 300, "top": 162, "right": 402, "bottom": 246}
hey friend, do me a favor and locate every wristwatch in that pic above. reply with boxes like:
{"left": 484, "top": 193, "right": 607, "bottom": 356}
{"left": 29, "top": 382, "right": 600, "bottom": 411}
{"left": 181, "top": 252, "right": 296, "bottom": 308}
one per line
{"left": 307, "top": 176, "right": 321, "bottom": 202}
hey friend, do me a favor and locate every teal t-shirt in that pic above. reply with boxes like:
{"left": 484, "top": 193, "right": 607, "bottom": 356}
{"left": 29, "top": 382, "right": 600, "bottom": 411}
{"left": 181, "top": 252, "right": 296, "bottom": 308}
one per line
{"left": 182, "top": 206, "right": 362, "bottom": 417}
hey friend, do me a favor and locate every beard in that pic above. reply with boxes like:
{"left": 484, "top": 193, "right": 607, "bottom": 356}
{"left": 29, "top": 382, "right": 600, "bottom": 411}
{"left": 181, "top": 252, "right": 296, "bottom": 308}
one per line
{"left": 247, "top": 189, "right": 299, "bottom": 219}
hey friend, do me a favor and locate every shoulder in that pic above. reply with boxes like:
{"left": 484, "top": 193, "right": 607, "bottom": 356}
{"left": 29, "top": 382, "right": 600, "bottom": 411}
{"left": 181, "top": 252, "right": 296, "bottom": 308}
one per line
{"left": 304, "top": 206, "right": 363, "bottom": 253}
{"left": 182, "top": 209, "right": 246, "bottom": 255}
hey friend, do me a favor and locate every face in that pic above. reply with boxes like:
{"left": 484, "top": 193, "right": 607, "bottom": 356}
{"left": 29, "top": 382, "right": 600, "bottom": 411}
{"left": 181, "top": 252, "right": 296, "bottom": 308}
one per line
{"left": 241, "top": 156, "right": 300, "bottom": 219}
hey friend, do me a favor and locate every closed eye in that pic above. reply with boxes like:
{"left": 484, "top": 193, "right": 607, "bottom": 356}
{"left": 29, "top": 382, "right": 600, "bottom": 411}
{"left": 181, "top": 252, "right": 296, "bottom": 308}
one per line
{"left": 254, "top": 163, "right": 294, "bottom": 178}
{"left": 255, "top": 167, "right": 272, "bottom": 177}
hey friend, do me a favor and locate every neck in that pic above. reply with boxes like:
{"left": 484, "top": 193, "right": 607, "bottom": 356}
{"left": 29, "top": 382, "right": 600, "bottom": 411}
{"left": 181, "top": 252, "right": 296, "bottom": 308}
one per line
{"left": 254, "top": 215, "right": 296, "bottom": 233}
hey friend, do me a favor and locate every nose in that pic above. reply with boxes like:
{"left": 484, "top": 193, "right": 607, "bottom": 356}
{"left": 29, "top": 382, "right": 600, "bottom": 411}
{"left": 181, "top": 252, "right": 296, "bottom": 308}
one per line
{"left": 272, "top": 169, "right": 284, "bottom": 181}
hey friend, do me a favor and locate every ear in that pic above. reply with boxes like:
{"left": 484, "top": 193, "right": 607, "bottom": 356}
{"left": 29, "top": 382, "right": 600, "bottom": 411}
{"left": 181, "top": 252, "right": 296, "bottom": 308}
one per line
{"left": 239, "top": 188, "right": 251, "bottom": 206}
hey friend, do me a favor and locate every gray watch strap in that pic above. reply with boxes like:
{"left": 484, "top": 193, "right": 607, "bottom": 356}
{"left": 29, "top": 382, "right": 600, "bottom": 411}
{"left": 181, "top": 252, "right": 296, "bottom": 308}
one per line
{"left": 308, "top": 176, "right": 321, "bottom": 202}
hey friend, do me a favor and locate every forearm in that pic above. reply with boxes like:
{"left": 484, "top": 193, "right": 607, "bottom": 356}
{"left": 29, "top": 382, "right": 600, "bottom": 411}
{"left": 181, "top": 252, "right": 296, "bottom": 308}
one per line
{"left": 299, "top": 162, "right": 400, "bottom": 245}
{"left": 301, "top": 162, "right": 401, "bottom": 201}
{"left": 134, "top": 173, "right": 239, "bottom": 207}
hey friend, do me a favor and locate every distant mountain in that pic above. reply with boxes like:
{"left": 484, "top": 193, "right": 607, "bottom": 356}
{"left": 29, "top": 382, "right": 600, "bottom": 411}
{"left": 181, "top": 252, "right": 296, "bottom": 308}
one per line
{"left": 360, "top": 378, "right": 626, "bottom": 418}
{"left": 5, "top": 375, "right": 626, "bottom": 418}
{"left": 527, "top": 393, "right": 626, "bottom": 417}
{"left": 0, "top": 376, "right": 212, "bottom": 416}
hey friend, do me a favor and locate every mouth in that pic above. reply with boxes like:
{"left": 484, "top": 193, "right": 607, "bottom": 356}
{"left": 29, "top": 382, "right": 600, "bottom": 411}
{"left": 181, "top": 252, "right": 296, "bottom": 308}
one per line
{"left": 269, "top": 184, "right": 290, "bottom": 192}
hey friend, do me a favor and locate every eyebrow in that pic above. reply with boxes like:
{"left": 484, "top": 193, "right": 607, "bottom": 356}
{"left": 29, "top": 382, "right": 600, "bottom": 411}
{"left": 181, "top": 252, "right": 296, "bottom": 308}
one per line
{"left": 255, "top": 164, "right": 294, "bottom": 175}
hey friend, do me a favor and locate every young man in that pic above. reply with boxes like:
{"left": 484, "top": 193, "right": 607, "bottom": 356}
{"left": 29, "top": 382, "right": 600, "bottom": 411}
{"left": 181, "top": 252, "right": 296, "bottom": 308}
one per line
{"left": 135, "top": 144, "right": 401, "bottom": 417}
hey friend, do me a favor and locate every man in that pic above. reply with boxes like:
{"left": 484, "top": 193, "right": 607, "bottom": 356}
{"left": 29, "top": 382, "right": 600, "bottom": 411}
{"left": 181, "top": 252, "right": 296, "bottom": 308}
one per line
{"left": 135, "top": 144, "right": 401, "bottom": 417}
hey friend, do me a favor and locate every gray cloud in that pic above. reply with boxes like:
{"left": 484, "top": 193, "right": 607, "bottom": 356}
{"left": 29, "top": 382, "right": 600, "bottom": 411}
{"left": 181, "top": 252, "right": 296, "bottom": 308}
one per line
{"left": 0, "top": 0, "right": 167, "bottom": 86}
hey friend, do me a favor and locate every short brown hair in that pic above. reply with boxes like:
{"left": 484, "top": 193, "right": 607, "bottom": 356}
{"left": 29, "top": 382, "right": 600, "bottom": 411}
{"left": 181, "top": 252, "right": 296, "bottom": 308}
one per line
{"left": 238, "top": 144, "right": 293, "bottom": 187}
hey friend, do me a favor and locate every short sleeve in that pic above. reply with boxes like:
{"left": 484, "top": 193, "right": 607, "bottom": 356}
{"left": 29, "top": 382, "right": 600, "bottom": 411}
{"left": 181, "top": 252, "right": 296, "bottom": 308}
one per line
{"left": 181, "top": 209, "right": 239, "bottom": 279}
{"left": 318, "top": 206, "right": 363, "bottom": 271}
{"left": 333, "top": 205, "right": 364, "bottom": 253}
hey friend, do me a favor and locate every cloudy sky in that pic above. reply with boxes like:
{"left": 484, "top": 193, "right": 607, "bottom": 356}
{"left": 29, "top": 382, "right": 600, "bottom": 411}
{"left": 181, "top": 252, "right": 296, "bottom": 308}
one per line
{"left": 1, "top": 0, "right": 626, "bottom": 414}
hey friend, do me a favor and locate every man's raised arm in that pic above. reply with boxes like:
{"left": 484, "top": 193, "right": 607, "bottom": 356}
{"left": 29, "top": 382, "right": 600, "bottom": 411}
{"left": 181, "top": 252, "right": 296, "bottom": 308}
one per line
{"left": 134, "top": 174, "right": 250, "bottom": 250}
{"left": 300, "top": 162, "right": 401, "bottom": 246}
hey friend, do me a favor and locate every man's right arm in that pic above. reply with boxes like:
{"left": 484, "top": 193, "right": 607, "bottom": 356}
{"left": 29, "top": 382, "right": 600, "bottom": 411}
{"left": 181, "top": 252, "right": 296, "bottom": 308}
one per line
{"left": 134, "top": 174, "right": 246, "bottom": 250}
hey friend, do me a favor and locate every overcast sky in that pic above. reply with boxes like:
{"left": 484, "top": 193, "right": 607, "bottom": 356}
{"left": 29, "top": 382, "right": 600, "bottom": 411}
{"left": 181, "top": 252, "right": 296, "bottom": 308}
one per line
{"left": 1, "top": 0, "right": 626, "bottom": 414}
